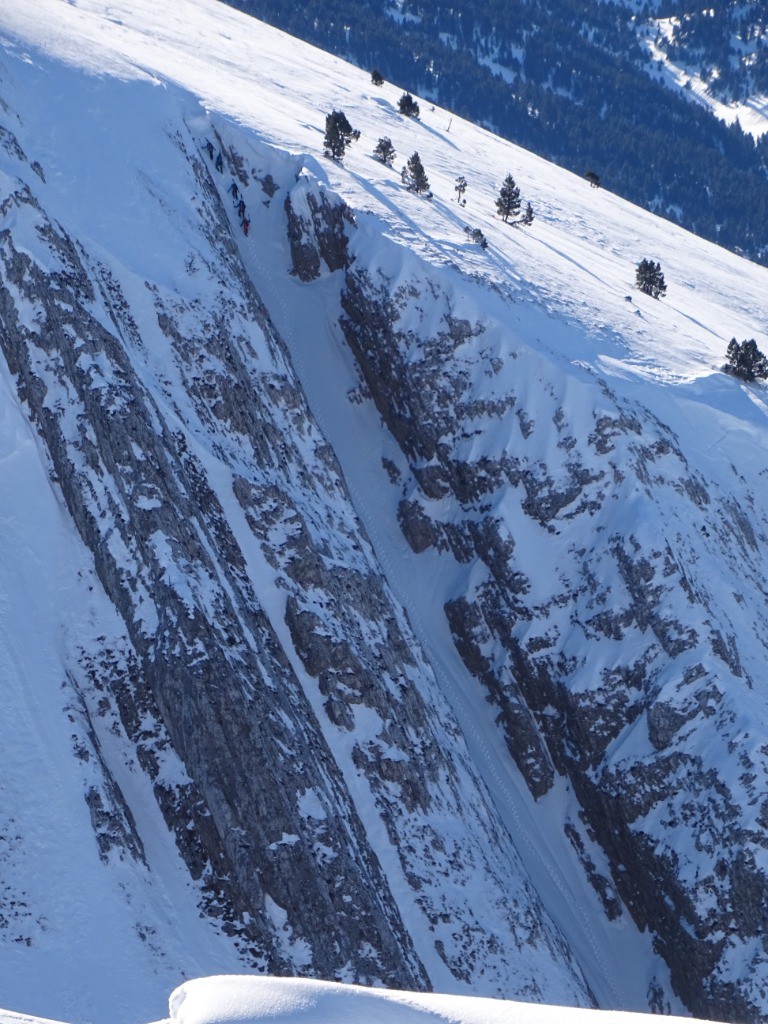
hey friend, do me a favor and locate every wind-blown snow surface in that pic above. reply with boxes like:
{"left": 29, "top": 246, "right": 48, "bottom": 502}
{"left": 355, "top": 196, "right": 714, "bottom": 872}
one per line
{"left": 167, "top": 977, "right": 721, "bottom": 1024}
{"left": 0, "top": 977, "right": 723, "bottom": 1024}
{"left": 1, "top": 2, "right": 768, "bottom": 1024}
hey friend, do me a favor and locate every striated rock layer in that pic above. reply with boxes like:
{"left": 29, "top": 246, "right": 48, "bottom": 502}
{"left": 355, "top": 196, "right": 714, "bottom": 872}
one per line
{"left": 0, "top": 57, "right": 590, "bottom": 1013}
{"left": 309, "top": 207, "right": 768, "bottom": 1023}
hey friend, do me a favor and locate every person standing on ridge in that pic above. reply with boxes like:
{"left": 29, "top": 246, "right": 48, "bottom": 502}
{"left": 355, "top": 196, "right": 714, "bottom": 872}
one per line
{"left": 215, "top": 152, "right": 223, "bottom": 173}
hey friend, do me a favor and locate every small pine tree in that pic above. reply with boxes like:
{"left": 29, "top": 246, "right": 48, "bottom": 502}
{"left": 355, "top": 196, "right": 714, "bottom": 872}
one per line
{"left": 323, "top": 109, "right": 357, "bottom": 162}
{"left": 402, "top": 151, "right": 430, "bottom": 193}
{"left": 635, "top": 258, "right": 667, "bottom": 298}
{"left": 373, "top": 136, "right": 396, "bottom": 166}
{"left": 520, "top": 202, "right": 534, "bottom": 226}
{"left": 371, "top": 68, "right": 384, "bottom": 86}
{"left": 723, "top": 338, "right": 768, "bottom": 382}
{"left": 464, "top": 224, "right": 488, "bottom": 248}
{"left": 454, "top": 175, "right": 468, "bottom": 203}
{"left": 398, "top": 92, "right": 420, "bottom": 118}
{"left": 496, "top": 174, "right": 521, "bottom": 222}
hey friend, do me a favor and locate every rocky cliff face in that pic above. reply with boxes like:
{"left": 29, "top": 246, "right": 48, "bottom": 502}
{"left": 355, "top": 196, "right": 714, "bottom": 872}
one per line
{"left": 0, "top": 73, "right": 593, "bottom": 1007}
{"left": 0, "top": 160, "right": 430, "bottom": 986}
{"left": 3, "top": 19, "right": 768, "bottom": 1022}
{"left": 325, "top": 223, "right": 768, "bottom": 1022}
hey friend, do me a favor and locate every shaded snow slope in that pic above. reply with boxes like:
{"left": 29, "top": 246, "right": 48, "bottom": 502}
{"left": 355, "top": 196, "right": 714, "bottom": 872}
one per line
{"left": 1, "top": 2, "right": 768, "bottom": 1024}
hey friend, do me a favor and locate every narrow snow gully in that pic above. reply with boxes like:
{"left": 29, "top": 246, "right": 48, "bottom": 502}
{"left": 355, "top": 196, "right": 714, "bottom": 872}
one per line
{"left": 213, "top": 134, "right": 680, "bottom": 1013}
{"left": 187, "top": 122, "right": 594, "bottom": 1005}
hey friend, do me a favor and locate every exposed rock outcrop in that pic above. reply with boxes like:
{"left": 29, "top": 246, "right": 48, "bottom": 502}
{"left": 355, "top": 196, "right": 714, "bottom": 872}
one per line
{"left": 0, "top": 170, "right": 425, "bottom": 988}
{"left": 332, "top": 236, "right": 768, "bottom": 1021}
{"left": 0, "top": 114, "right": 592, "bottom": 1005}
{"left": 285, "top": 180, "right": 354, "bottom": 282}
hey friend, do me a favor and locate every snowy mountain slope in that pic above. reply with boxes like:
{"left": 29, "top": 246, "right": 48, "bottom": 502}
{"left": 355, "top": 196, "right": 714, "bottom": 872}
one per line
{"left": 1, "top": 1, "right": 768, "bottom": 1023}
{"left": 0, "top": 49, "right": 605, "bottom": 1019}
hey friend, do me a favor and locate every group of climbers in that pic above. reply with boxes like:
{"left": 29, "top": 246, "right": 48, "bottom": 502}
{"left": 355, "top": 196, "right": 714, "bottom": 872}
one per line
{"left": 204, "top": 139, "right": 250, "bottom": 236}
{"left": 230, "top": 185, "right": 250, "bottom": 235}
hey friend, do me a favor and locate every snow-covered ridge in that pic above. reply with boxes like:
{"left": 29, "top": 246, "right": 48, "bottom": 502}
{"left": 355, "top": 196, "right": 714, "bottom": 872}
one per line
{"left": 168, "top": 977, "right": 723, "bottom": 1024}
{"left": 0, "top": 977, "right": 723, "bottom": 1024}
{"left": 1, "top": 1, "right": 768, "bottom": 1023}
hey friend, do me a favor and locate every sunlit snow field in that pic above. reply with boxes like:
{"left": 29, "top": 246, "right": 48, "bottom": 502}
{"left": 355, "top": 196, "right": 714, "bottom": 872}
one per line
{"left": 0, "top": 977, "right": 725, "bottom": 1024}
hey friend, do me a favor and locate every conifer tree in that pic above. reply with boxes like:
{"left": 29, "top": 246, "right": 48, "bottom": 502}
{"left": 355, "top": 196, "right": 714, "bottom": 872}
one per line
{"left": 371, "top": 68, "right": 384, "bottom": 86}
{"left": 496, "top": 174, "right": 521, "bottom": 222}
{"left": 373, "top": 136, "right": 396, "bottom": 166}
{"left": 635, "top": 258, "right": 667, "bottom": 298}
{"left": 521, "top": 201, "right": 534, "bottom": 226}
{"left": 398, "top": 92, "right": 420, "bottom": 118}
{"left": 323, "top": 110, "right": 357, "bottom": 162}
{"left": 723, "top": 338, "right": 768, "bottom": 382}
{"left": 402, "top": 152, "right": 430, "bottom": 193}
{"left": 454, "top": 175, "right": 468, "bottom": 203}
{"left": 471, "top": 228, "right": 488, "bottom": 248}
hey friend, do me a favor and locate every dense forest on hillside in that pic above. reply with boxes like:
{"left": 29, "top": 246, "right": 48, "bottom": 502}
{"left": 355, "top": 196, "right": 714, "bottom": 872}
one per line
{"left": 648, "top": 0, "right": 768, "bottom": 99}
{"left": 224, "top": 0, "right": 768, "bottom": 264}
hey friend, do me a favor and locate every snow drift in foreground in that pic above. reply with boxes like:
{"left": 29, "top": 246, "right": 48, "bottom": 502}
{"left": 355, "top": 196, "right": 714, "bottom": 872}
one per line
{"left": 168, "top": 978, "right": 718, "bottom": 1024}
{"left": 0, "top": 977, "right": 723, "bottom": 1024}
